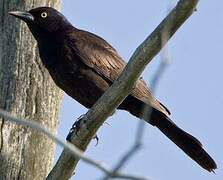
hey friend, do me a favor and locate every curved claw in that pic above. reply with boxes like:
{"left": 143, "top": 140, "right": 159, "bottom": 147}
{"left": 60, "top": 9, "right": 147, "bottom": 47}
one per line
{"left": 93, "top": 134, "right": 99, "bottom": 146}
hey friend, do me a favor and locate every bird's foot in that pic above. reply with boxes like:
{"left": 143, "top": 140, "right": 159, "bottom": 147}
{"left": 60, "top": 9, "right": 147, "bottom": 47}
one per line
{"left": 66, "top": 114, "right": 85, "bottom": 141}
{"left": 93, "top": 134, "right": 99, "bottom": 146}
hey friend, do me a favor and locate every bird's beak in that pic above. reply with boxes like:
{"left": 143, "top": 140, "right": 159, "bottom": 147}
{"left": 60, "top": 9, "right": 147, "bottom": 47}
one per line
{"left": 8, "top": 11, "right": 34, "bottom": 22}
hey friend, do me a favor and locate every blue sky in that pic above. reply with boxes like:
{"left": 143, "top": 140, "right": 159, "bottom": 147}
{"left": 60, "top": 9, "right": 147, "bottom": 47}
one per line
{"left": 55, "top": 1, "right": 223, "bottom": 179}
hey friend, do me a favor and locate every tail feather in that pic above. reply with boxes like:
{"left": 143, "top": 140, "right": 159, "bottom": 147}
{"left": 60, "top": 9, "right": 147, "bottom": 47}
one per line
{"left": 149, "top": 109, "right": 217, "bottom": 172}
{"left": 123, "top": 97, "right": 217, "bottom": 172}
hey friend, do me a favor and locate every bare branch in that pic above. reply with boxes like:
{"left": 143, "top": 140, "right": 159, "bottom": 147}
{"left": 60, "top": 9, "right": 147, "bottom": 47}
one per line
{"left": 0, "top": 109, "right": 148, "bottom": 180}
{"left": 48, "top": 0, "right": 198, "bottom": 179}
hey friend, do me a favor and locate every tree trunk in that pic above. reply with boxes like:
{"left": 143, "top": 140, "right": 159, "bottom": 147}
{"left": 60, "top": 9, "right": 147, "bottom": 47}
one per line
{"left": 0, "top": 1, "right": 62, "bottom": 179}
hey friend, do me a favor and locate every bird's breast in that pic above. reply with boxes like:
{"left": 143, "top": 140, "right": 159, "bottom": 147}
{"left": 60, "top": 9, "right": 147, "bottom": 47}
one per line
{"left": 38, "top": 43, "right": 109, "bottom": 108}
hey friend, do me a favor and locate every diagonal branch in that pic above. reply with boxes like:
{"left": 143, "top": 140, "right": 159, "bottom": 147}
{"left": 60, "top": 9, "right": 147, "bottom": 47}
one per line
{"left": 102, "top": 1, "right": 175, "bottom": 177}
{"left": 47, "top": 0, "right": 199, "bottom": 179}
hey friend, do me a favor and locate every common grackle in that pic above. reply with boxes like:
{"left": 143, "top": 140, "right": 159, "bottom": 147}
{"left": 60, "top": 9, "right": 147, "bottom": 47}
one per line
{"left": 9, "top": 7, "right": 217, "bottom": 172}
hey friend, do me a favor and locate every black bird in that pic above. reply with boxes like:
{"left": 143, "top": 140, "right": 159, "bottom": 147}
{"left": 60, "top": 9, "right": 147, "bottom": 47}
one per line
{"left": 9, "top": 7, "right": 217, "bottom": 172}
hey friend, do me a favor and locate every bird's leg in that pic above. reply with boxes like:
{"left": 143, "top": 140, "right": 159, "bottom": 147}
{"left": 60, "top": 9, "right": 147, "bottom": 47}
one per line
{"left": 66, "top": 113, "right": 112, "bottom": 145}
{"left": 66, "top": 114, "right": 99, "bottom": 145}
{"left": 66, "top": 114, "right": 85, "bottom": 141}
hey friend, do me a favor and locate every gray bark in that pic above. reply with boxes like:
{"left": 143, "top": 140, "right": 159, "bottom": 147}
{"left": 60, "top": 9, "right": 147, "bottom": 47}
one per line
{"left": 0, "top": 1, "right": 62, "bottom": 180}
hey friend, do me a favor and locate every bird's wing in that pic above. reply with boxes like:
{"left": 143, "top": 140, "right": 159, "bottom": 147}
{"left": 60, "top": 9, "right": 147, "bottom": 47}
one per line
{"left": 66, "top": 29, "right": 126, "bottom": 82}
{"left": 66, "top": 29, "right": 170, "bottom": 115}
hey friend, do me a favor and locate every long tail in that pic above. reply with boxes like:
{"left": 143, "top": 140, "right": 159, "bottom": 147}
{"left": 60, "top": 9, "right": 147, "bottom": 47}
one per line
{"left": 125, "top": 101, "right": 217, "bottom": 172}
{"left": 149, "top": 109, "right": 217, "bottom": 172}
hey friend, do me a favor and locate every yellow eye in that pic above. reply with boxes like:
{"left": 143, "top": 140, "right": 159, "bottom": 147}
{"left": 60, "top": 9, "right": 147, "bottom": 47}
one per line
{"left": 41, "top": 12, "right": 47, "bottom": 18}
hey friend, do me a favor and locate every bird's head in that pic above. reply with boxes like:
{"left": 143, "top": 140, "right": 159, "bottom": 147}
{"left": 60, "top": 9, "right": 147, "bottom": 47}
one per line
{"left": 9, "top": 7, "right": 72, "bottom": 41}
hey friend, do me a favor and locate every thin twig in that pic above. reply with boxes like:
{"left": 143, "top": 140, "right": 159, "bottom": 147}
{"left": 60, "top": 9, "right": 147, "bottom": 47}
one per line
{"left": 0, "top": 109, "right": 148, "bottom": 180}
